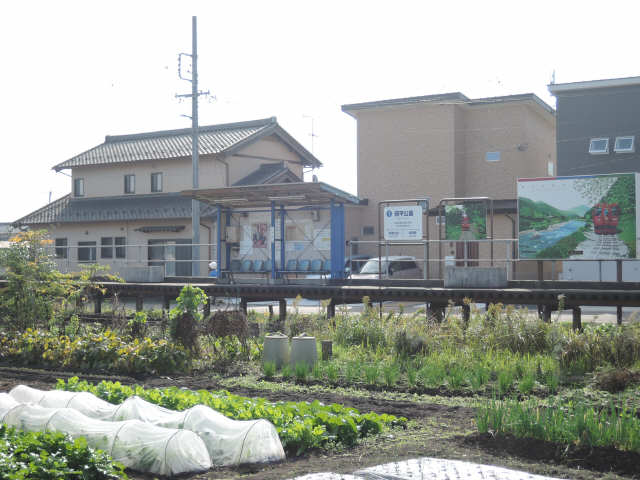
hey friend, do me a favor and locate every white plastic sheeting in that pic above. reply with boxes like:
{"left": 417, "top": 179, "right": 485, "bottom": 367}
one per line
{"left": 290, "top": 458, "right": 561, "bottom": 480}
{"left": 10, "top": 385, "right": 285, "bottom": 466}
{"left": 0, "top": 398, "right": 211, "bottom": 476}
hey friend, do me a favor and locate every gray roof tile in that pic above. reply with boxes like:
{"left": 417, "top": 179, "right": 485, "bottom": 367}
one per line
{"left": 233, "top": 163, "right": 300, "bottom": 186}
{"left": 14, "top": 194, "right": 217, "bottom": 226}
{"left": 53, "top": 117, "right": 321, "bottom": 171}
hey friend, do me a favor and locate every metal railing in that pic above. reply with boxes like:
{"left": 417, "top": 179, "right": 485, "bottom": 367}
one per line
{"left": 347, "top": 238, "right": 640, "bottom": 281}
{"left": 48, "top": 242, "right": 218, "bottom": 278}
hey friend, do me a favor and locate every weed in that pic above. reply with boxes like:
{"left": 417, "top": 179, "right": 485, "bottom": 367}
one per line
{"left": 364, "top": 363, "right": 379, "bottom": 385}
{"left": 263, "top": 361, "right": 276, "bottom": 379}
{"left": 294, "top": 362, "right": 310, "bottom": 382}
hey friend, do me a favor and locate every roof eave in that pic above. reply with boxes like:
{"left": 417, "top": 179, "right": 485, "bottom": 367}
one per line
{"left": 549, "top": 76, "right": 640, "bottom": 95}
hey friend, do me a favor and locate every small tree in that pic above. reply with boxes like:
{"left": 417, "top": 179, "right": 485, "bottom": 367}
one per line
{"left": 169, "top": 285, "right": 208, "bottom": 352}
{"left": 0, "top": 230, "right": 120, "bottom": 331}
{"left": 0, "top": 231, "right": 67, "bottom": 329}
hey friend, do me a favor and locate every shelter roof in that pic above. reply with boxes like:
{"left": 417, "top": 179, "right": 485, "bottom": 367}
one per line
{"left": 182, "top": 182, "right": 362, "bottom": 208}
{"left": 53, "top": 117, "right": 321, "bottom": 171}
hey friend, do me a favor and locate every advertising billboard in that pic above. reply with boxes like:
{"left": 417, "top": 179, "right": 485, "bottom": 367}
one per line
{"left": 444, "top": 203, "right": 487, "bottom": 241}
{"left": 518, "top": 173, "right": 638, "bottom": 260}
{"left": 383, "top": 205, "right": 423, "bottom": 240}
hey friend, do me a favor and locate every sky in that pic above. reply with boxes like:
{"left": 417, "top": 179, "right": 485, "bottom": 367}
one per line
{"left": 2, "top": 0, "right": 640, "bottom": 222}
{"left": 518, "top": 176, "right": 619, "bottom": 211}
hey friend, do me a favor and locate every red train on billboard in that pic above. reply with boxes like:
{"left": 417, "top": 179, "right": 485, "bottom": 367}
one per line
{"left": 591, "top": 203, "right": 620, "bottom": 235}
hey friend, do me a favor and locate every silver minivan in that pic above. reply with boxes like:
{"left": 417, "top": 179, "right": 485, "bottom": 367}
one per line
{"left": 351, "top": 256, "right": 422, "bottom": 280}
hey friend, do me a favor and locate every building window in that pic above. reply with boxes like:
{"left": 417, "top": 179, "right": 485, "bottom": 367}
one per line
{"left": 589, "top": 138, "right": 609, "bottom": 155}
{"left": 115, "top": 237, "right": 126, "bottom": 259}
{"left": 151, "top": 172, "right": 163, "bottom": 192}
{"left": 101, "top": 236, "right": 126, "bottom": 258}
{"left": 124, "top": 174, "right": 135, "bottom": 194}
{"left": 614, "top": 136, "right": 635, "bottom": 153}
{"left": 55, "top": 238, "right": 68, "bottom": 258}
{"left": 73, "top": 178, "right": 84, "bottom": 197}
{"left": 547, "top": 161, "right": 554, "bottom": 176}
{"left": 362, "top": 226, "right": 375, "bottom": 236}
{"left": 78, "top": 241, "right": 96, "bottom": 262}
{"left": 100, "top": 237, "right": 113, "bottom": 258}
{"left": 485, "top": 151, "right": 501, "bottom": 162}
{"left": 435, "top": 215, "right": 446, "bottom": 225}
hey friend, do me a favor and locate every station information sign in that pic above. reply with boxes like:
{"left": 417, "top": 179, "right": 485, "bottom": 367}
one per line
{"left": 383, "top": 205, "right": 423, "bottom": 240}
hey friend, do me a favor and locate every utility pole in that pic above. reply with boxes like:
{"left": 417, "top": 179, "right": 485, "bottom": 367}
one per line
{"left": 177, "top": 16, "right": 210, "bottom": 276}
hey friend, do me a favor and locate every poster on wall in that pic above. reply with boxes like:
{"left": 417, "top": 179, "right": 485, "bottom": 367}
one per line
{"left": 518, "top": 173, "right": 638, "bottom": 259}
{"left": 313, "top": 228, "right": 331, "bottom": 251}
{"left": 444, "top": 203, "right": 487, "bottom": 241}
{"left": 252, "top": 223, "right": 268, "bottom": 248}
{"left": 383, "top": 205, "right": 423, "bottom": 240}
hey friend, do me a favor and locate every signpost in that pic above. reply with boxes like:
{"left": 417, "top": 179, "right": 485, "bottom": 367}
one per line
{"left": 383, "top": 205, "right": 423, "bottom": 240}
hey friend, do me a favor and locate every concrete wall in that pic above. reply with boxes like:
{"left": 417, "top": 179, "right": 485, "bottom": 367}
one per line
{"left": 344, "top": 97, "right": 556, "bottom": 279}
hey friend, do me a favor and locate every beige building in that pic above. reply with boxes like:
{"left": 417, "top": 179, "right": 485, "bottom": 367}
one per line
{"left": 14, "top": 117, "right": 326, "bottom": 278}
{"left": 342, "top": 92, "right": 557, "bottom": 278}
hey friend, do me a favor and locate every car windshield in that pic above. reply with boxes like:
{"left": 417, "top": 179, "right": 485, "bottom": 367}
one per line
{"left": 359, "top": 259, "right": 389, "bottom": 274}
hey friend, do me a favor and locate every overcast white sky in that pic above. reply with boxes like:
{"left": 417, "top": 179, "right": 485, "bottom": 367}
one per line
{"left": 2, "top": 0, "right": 640, "bottom": 222}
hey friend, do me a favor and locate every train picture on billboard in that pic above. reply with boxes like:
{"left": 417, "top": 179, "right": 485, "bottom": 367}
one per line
{"left": 517, "top": 173, "right": 638, "bottom": 260}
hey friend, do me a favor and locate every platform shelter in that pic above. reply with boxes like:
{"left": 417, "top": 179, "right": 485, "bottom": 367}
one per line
{"left": 182, "top": 182, "right": 362, "bottom": 280}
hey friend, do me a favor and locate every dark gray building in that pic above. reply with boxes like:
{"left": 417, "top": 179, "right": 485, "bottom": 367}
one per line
{"left": 549, "top": 76, "right": 640, "bottom": 176}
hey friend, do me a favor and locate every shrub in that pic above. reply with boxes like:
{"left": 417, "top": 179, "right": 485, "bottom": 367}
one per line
{"left": 128, "top": 311, "right": 147, "bottom": 338}
{"left": 0, "top": 424, "right": 127, "bottom": 479}
{"left": 169, "top": 285, "right": 208, "bottom": 352}
{"left": 0, "top": 328, "right": 189, "bottom": 375}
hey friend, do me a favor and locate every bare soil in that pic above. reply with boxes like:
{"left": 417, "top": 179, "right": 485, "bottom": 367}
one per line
{"left": 0, "top": 367, "right": 638, "bottom": 480}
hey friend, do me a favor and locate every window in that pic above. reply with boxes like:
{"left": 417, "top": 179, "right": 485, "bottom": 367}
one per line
{"left": 485, "top": 151, "right": 501, "bottom": 162}
{"left": 101, "top": 237, "right": 126, "bottom": 258}
{"left": 78, "top": 241, "right": 96, "bottom": 262}
{"left": 362, "top": 226, "right": 375, "bottom": 236}
{"left": 614, "top": 136, "right": 635, "bottom": 153}
{"left": 435, "top": 215, "right": 446, "bottom": 225}
{"left": 124, "top": 174, "right": 135, "bottom": 194}
{"left": 55, "top": 238, "right": 68, "bottom": 258}
{"left": 73, "top": 178, "right": 84, "bottom": 197}
{"left": 589, "top": 138, "right": 609, "bottom": 155}
{"left": 547, "top": 161, "right": 554, "bottom": 177}
{"left": 100, "top": 237, "right": 113, "bottom": 258}
{"left": 115, "top": 237, "right": 126, "bottom": 259}
{"left": 151, "top": 172, "right": 163, "bottom": 192}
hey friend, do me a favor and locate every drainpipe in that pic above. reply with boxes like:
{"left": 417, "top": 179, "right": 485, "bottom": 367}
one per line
{"left": 200, "top": 221, "right": 212, "bottom": 263}
{"left": 505, "top": 213, "right": 517, "bottom": 280}
{"left": 218, "top": 158, "right": 230, "bottom": 186}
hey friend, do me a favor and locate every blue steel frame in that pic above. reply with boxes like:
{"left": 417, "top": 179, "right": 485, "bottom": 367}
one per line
{"left": 214, "top": 201, "right": 346, "bottom": 280}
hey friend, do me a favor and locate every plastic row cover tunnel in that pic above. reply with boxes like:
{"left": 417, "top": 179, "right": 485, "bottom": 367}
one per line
{"left": 10, "top": 385, "right": 285, "bottom": 466}
{"left": 0, "top": 393, "right": 211, "bottom": 476}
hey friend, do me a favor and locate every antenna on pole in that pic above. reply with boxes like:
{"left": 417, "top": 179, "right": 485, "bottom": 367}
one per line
{"left": 302, "top": 115, "right": 318, "bottom": 153}
{"left": 175, "top": 16, "right": 212, "bottom": 277}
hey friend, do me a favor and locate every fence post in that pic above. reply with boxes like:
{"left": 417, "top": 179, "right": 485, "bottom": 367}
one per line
{"left": 617, "top": 260, "right": 623, "bottom": 325}
{"left": 572, "top": 306, "right": 582, "bottom": 331}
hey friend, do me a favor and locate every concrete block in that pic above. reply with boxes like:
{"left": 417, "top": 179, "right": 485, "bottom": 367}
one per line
{"left": 444, "top": 266, "right": 507, "bottom": 288}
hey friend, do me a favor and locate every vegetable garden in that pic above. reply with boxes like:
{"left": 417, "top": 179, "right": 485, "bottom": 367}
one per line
{"left": 1, "top": 231, "right": 640, "bottom": 479}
